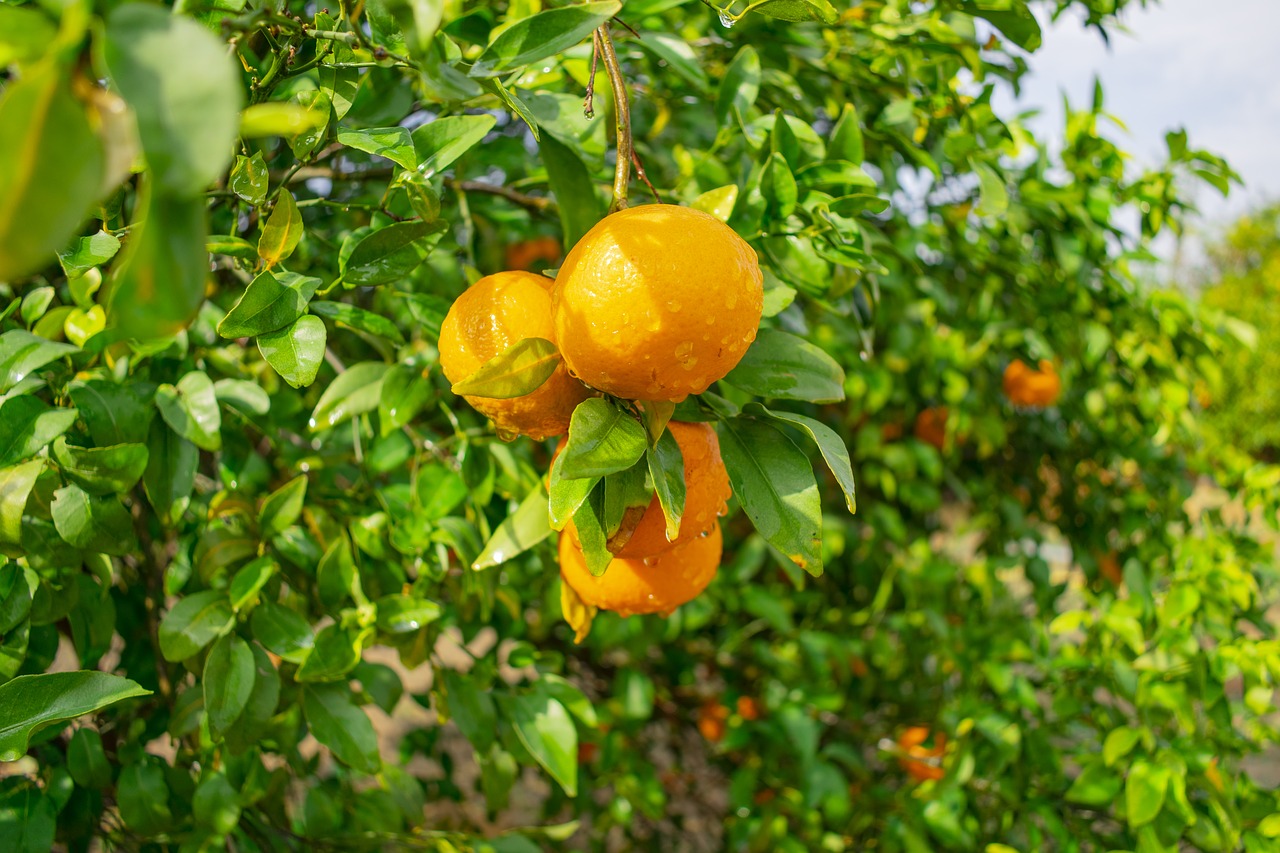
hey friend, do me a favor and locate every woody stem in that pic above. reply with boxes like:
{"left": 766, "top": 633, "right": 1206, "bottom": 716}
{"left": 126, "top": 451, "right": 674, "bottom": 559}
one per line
{"left": 596, "top": 25, "right": 631, "bottom": 213}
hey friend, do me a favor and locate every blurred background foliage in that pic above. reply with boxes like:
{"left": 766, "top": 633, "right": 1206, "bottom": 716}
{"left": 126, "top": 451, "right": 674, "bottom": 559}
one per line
{"left": 0, "top": 0, "right": 1278, "bottom": 851}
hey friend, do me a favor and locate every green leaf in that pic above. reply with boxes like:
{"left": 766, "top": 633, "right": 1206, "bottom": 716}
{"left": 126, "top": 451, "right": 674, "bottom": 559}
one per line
{"left": 310, "top": 362, "right": 389, "bottom": 431}
{"left": 117, "top": 762, "right": 172, "bottom": 834}
{"left": 379, "top": 362, "right": 434, "bottom": 436}
{"left": 51, "top": 437, "right": 148, "bottom": 495}
{"left": 229, "top": 153, "right": 268, "bottom": 206}
{"left": 214, "top": 378, "right": 272, "bottom": 417}
{"left": 0, "top": 330, "right": 76, "bottom": 393}
{"left": 204, "top": 634, "right": 255, "bottom": 736}
{"left": 967, "top": 3, "right": 1042, "bottom": 51}
{"left": 229, "top": 556, "right": 276, "bottom": 612}
{"left": 0, "top": 461, "right": 44, "bottom": 555}
{"left": 442, "top": 669, "right": 496, "bottom": 752}
{"left": 572, "top": 485, "right": 612, "bottom": 576}
{"left": 103, "top": 3, "right": 242, "bottom": 194}
{"left": 142, "top": 420, "right": 196, "bottom": 526}
{"left": 828, "top": 103, "right": 865, "bottom": 164}
{"left": 0, "top": 5, "right": 57, "bottom": 67}
{"left": 250, "top": 602, "right": 313, "bottom": 663}
{"left": 342, "top": 220, "right": 447, "bottom": 286}
{"left": 1125, "top": 761, "right": 1170, "bottom": 828}
{"left": 375, "top": 594, "right": 442, "bottom": 634}
{"left": 646, "top": 427, "right": 685, "bottom": 543}
{"left": 50, "top": 485, "right": 137, "bottom": 556}
{"left": 548, "top": 451, "right": 599, "bottom": 532}
{"left": 715, "top": 45, "right": 761, "bottom": 128}
{"left": 107, "top": 190, "right": 209, "bottom": 340}
{"left": 0, "top": 63, "right": 105, "bottom": 281}
{"left": 218, "top": 270, "right": 322, "bottom": 340}
{"left": 67, "top": 728, "right": 111, "bottom": 790}
{"left": 337, "top": 127, "right": 418, "bottom": 171}
{"left": 411, "top": 114, "right": 497, "bottom": 176}
{"left": 692, "top": 185, "right": 739, "bottom": 223}
{"left": 258, "top": 191, "right": 304, "bottom": 269}
{"left": 192, "top": 773, "right": 241, "bottom": 836}
{"left": 317, "top": 537, "right": 360, "bottom": 610}
{"left": 296, "top": 624, "right": 366, "bottom": 682}
{"left": 0, "top": 398, "right": 77, "bottom": 468}
{"left": 0, "top": 672, "right": 150, "bottom": 761}
{"left": 155, "top": 371, "right": 222, "bottom": 452}
{"left": 1065, "top": 762, "right": 1122, "bottom": 807}
{"left": 474, "top": 485, "right": 553, "bottom": 570}
{"left": 718, "top": 417, "right": 823, "bottom": 574}
{"left": 1103, "top": 727, "right": 1142, "bottom": 767}
{"left": 259, "top": 475, "right": 308, "bottom": 536}
{"left": 723, "top": 328, "right": 845, "bottom": 403}
{"left": 541, "top": 134, "right": 603, "bottom": 249}
{"left": 748, "top": 404, "right": 855, "bottom": 513}
{"left": 451, "top": 337, "right": 560, "bottom": 399}
{"left": 638, "top": 33, "right": 709, "bottom": 91}
{"left": 19, "top": 288, "right": 55, "bottom": 328}
{"left": 973, "top": 163, "right": 1009, "bottom": 217}
{"left": 58, "top": 231, "right": 122, "bottom": 279}
{"left": 559, "top": 399, "right": 648, "bottom": 480}
{"left": 469, "top": 2, "right": 621, "bottom": 78}
{"left": 309, "top": 300, "right": 406, "bottom": 345}
{"left": 743, "top": 0, "right": 838, "bottom": 23}
{"left": 502, "top": 689, "right": 577, "bottom": 795}
{"left": 258, "top": 315, "right": 327, "bottom": 389}
{"left": 239, "top": 102, "right": 328, "bottom": 138}
{"left": 302, "top": 684, "right": 380, "bottom": 772}
{"left": 223, "top": 643, "right": 281, "bottom": 755}
{"left": 158, "top": 591, "right": 234, "bottom": 662}
{"left": 762, "top": 152, "right": 799, "bottom": 219}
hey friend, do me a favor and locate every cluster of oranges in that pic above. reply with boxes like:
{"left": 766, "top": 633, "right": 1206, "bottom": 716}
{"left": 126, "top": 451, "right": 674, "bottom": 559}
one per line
{"left": 1003, "top": 358, "right": 1061, "bottom": 407}
{"left": 439, "top": 205, "right": 764, "bottom": 617}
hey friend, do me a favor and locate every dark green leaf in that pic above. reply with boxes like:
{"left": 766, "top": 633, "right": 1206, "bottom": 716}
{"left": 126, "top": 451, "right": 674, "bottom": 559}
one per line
{"left": 217, "top": 269, "right": 320, "bottom": 338}
{"left": 342, "top": 220, "right": 447, "bottom": 286}
{"left": 204, "top": 634, "right": 255, "bottom": 736}
{"left": 748, "top": 404, "right": 855, "bottom": 513}
{"left": 718, "top": 417, "right": 823, "bottom": 574}
{"left": 411, "top": 115, "right": 497, "bottom": 176}
{"left": 379, "top": 362, "right": 434, "bottom": 436}
{"left": 302, "top": 684, "right": 380, "bottom": 772}
{"left": 559, "top": 399, "right": 647, "bottom": 480}
{"left": 51, "top": 436, "right": 148, "bottom": 495}
{"left": 828, "top": 102, "right": 865, "bottom": 164}
{"left": 309, "top": 300, "right": 406, "bottom": 345}
{"left": 67, "top": 728, "right": 111, "bottom": 790}
{"left": 715, "top": 46, "right": 761, "bottom": 128}
{"left": 157, "top": 591, "right": 234, "bottom": 662}
{"left": 317, "top": 537, "right": 360, "bottom": 610}
{"left": 502, "top": 690, "right": 577, "bottom": 796}
{"left": 0, "top": 671, "right": 149, "bottom": 761}
{"left": 646, "top": 427, "right": 685, "bottom": 542}
{"left": 723, "top": 328, "right": 845, "bottom": 403}
{"left": 50, "top": 485, "right": 137, "bottom": 556}
{"left": 142, "top": 420, "right": 196, "bottom": 526}
{"left": 375, "top": 594, "right": 442, "bottom": 634}
{"left": 469, "top": 2, "right": 621, "bottom": 78}
{"left": 259, "top": 475, "right": 308, "bottom": 536}
{"left": 541, "top": 134, "right": 602, "bottom": 249}
{"left": 296, "top": 624, "right": 366, "bottom": 682}
{"left": 250, "top": 602, "right": 313, "bottom": 663}
{"left": 0, "top": 398, "right": 77, "bottom": 468}
{"left": 967, "top": 3, "right": 1043, "bottom": 51}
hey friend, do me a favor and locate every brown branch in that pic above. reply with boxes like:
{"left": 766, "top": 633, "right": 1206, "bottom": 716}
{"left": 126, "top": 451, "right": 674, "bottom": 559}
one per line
{"left": 450, "top": 179, "right": 556, "bottom": 214}
{"left": 584, "top": 35, "right": 601, "bottom": 119}
{"left": 631, "top": 148, "right": 662, "bottom": 204}
{"left": 596, "top": 24, "right": 632, "bottom": 214}
{"left": 265, "top": 164, "right": 554, "bottom": 214}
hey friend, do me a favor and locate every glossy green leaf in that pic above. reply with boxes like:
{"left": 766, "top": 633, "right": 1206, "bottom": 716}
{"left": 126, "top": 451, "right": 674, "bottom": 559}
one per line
{"left": 638, "top": 33, "right": 709, "bottom": 91}
{"left": 412, "top": 114, "right": 497, "bottom": 176}
{"left": 310, "top": 362, "right": 389, "bottom": 431}
{"left": 0, "top": 461, "right": 44, "bottom": 555}
{"left": 646, "top": 427, "right": 685, "bottom": 543}
{"left": 718, "top": 416, "right": 823, "bottom": 574}
{"left": 0, "top": 64, "right": 105, "bottom": 281}
{"left": 692, "top": 185, "right": 739, "bottom": 222}
{"left": 50, "top": 485, "right": 137, "bottom": 556}
{"left": 259, "top": 475, "right": 308, "bottom": 537}
{"left": 142, "top": 420, "right": 196, "bottom": 526}
{"left": 469, "top": 2, "right": 621, "bottom": 78}
{"left": 223, "top": 643, "right": 281, "bottom": 755}
{"left": 541, "top": 134, "right": 602, "bottom": 249}
{"left": 309, "top": 300, "right": 406, "bottom": 345}
{"left": 302, "top": 684, "right": 380, "bottom": 773}
{"left": 474, "top": 485, "right": 553, "bottom": 570}
{"left": 213, "top": 378, "right": 271, "bottom": 417}
{"left": 229, "top": 153, "right": 268, "bottom": 206}
{"left": 258, "top": 315, "right": 327, "bottom": 389}
{"left": 502, "top": 690, "right": 577, "bottom": 795}
{"left": 58, "top": 231, "right": 121, "bottom": 279}
{"left": 103, "top": 3, "right": 241, "bottom": 194}
{"left": 548, "top": 451, "right": 599, "bottom": 532}
{"left": 379, "top": 362, "right": 434, "bottom": 436}
{"left": 155, "top": 371, "right": 222, "bottom": 452}
{"left": 249, "top": 602, "right": 313, "bottom": 663}
{"left": 51, "top": 436, "right": 148, "bottom": 495}
{"left": 117, "top": 762, "right": 172, "bottom": 834}
{"left": 157, "top": 591, "right": 234, "bottom": 662}
{"left": 743, "top": 0, "right": 838, "bottom": 23}
{"left": 258, "top": 190, "right": 304, "bottom": 268}
{"left": 204, "top": 634, "right": 255, "bottom": 736}
{"left": 296, "top": 624, "right": 367, "bottom": 682}
{"left": 723, "top": 328, "right": 845, "bottom": 403}
{"left": 1125, "top": 761, "right": 1170, "bottom": 828}
{"left": 0, "top": 398, "right": 77, "bottom": 468}
{"left": 316, "top": 537, "right": 360, "bottom": 610}
{"left": 451, "top": 337, "right": 560, "bottom": 399}
{"left": 715, "top": 45, "right": 761, "bottom": 128}
{"left": 0, "top": 331, "right": 76, "bottom": 394}
{"left": 337, "top": 127, "right": 418, "bottom": 171}
{"left": 748, "top": 404, "right": 855, "bottom": 513}
{"left": 67, "top": 728, "right": 111, "bottom": 790}
{"left": 0, "top": 672, "right": 149, "bottom": 761}
{"left": 375, "top": 594, "right": 442, "bottom": 633}
{"left": 229, "top": 556, "right": 276, "bottom": 612}
{"left": 342, "top": 220, "right": 447, "bottom": 287}
{"left": 559, "top": 399, "right": 648, "bottom": 480}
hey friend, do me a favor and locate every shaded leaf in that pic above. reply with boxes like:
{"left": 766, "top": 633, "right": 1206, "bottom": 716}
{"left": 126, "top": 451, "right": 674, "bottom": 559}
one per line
{"left": 0, "top": 672, "right": 149, "bottom": 761}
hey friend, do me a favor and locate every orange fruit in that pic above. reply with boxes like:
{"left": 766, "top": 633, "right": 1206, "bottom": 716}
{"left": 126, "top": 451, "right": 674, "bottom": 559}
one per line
{"left": 1003, "top": 359, "right": 1062, "bottom": 407}
{"left": 551, "top": 205, "right": 764, "bottom": 402}
{"left": 505, "top": 235, "right": 561, "bottom": 272}
{"left": 736, "top": 696, "right": 762, "bottom": 721}
{"left": 605, "top": 421, "right": 730, "bottom": 558}
{"left": 897, "top": 727, "right": 946, "bottom": 782}
{"left": 439, "top": 271, "right": 591, "bottom": 440}
{"left": 558, "top": 522, "right": 721, "bottom": 617}
{"left": 913, "top": 406, "right": 949, "bottom": 450}
{"left": 1098, "top": 551, "right": 1123, "bottom": 585}
{"left": 697, "top": 701, "right": 730, "bottom": 743}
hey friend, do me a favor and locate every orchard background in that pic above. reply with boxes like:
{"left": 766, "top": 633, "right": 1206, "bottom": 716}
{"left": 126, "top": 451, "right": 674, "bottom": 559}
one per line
{"left": 1, "top": 0, "right": 1279, "bottom": 851}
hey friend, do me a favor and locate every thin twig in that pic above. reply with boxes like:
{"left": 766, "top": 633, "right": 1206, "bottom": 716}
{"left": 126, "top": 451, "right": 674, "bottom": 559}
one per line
{"left": 596, "top": 25, "right": 632, "bottom": 213}
{"left": 585, "top": 35, "right": 601, "bottom": 119}
{"left": 631, "top": 148, "right": 662, "bottom": 204}
{"left": 452, "top": 179, "right": 556, "bottom": 214}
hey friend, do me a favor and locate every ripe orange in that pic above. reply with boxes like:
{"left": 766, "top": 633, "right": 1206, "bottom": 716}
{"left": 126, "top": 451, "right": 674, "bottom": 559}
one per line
{"left": 605, "top": 421, "right": 730, "bottom": 558}
{"left": 438, "top": 271, "right": 591, "bottom": 440}
{"left": 551, "top": 205, "right": 764, "bottom": 402}
{"left": 697, "top": 701, "right": 729, "bottom": 743}
{"left": 558, "top": 522, "right": 721, "bottom": 617}
{"left": 736, "top": 696, "right": 762, "bottom": 721}
{"left": 505, "top": 235, "right": 561, "bottom": 272}
{"left": 897, "top": 727, "right": 946, "bottom": 782}
{"left": 1098, "top": 551, "right": 1123, "bottom": 585}
{"left": 1003, "top": 359, "right": 1062, "bottom": 407}
{"left": 913, "top": 406, "right": 950, "bottom": 450}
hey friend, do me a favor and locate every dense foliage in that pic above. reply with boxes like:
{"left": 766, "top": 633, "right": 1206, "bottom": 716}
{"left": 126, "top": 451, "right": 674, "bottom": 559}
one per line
{"left": 0, "top": 0, "right": 1278, "bottom": 851}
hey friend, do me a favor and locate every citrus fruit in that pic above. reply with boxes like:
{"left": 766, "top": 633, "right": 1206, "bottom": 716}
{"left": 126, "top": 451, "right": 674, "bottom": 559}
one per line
{"left": 551, "top": 205, "right": 764, "bottom": 402}
{"left": 896, "top": 727, "right": 946, "bottom": 782}
{"left": 558, "top": 521, "right": 722, "bottom": 617}
{"left": 1003, "top": 358, "right": 1062, "bottom": 407}
{"left": 439, "top": 270, "right": 590, "bottom": 440}
{"left": 913, "top": 406, "right": 950, "bottom": 450}
{"left": 697, "top": 701, "right": 729, "bottom": 743}
{"left": 565, "top": 421, "right": 729, "bottom": 559}
{"left": 505, "top": 235, "right": 561, "bottom": 272}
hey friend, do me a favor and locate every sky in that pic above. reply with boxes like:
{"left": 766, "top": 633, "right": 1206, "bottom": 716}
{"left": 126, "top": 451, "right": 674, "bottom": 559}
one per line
{"left": 990, "top": 0, "right": 1280, "bottom": 261}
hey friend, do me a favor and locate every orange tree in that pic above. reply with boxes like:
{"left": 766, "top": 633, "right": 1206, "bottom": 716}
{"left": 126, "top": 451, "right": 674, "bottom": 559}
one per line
{"left": 1, "top": 1, "right": 1279, "bottom": 851}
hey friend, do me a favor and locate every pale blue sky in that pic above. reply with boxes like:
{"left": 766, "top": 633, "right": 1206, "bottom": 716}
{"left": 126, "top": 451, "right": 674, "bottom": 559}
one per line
{"left": 995, "top": 0, "right": 1279, "bottom": 245}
